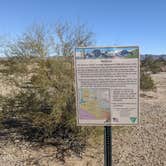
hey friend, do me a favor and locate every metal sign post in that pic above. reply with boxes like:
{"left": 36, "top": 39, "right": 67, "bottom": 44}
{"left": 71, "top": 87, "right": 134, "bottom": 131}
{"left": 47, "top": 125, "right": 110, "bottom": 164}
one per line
{"left": 104, "top": 126, "right": 112, "bottom": 166}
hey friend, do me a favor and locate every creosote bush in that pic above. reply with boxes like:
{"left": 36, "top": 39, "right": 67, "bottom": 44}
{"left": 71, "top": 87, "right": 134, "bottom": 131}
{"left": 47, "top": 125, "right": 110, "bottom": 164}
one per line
{"left": 0, "top": 23, "right": 99, "bottom": 161}
{"left": 142, "top": 55, "right": 165, "bottom": 74}
{"left": 1, "top": 56, "right": 99, "bottom": 160}
{"left": 140, "top": 71, "right": 155, "bottom": 90}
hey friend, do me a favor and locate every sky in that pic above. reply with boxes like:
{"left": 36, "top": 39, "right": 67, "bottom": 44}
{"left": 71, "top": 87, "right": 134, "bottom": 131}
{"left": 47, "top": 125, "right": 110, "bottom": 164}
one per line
{"left": 0, "top": 0, "right": 166, "bottom": 54}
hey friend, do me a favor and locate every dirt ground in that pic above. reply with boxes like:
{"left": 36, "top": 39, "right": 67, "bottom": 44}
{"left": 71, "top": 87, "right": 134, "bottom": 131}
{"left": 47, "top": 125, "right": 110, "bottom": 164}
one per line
{"left": 0, "top": 72, "right": 166, "bottom": 166}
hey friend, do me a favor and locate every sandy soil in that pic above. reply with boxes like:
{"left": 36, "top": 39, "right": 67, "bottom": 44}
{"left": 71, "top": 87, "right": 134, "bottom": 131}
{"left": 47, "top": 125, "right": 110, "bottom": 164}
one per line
{"left": 0, "top": 72, "right": 166, "bottom": 166}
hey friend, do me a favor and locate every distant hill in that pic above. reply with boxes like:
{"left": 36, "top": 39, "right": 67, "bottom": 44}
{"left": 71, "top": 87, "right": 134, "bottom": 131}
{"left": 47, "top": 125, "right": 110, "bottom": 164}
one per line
{"left": 141, "top": 54, "right": 166, "bottom": 61}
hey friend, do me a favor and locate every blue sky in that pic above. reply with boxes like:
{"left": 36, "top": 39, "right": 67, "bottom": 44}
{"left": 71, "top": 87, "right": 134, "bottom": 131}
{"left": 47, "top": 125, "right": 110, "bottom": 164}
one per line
{"left": 0, "top": 0, "right": 166, "bottom": 54}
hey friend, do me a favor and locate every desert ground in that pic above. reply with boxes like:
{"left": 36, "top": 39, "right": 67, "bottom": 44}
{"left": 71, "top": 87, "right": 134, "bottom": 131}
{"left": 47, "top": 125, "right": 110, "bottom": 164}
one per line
{"left": 0, "top": 72, "right": 166, "bottom": 166}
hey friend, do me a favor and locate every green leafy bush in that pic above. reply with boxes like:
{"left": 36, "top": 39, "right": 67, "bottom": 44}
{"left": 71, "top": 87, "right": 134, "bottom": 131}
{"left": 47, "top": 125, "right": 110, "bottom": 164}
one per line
{"left": 1, "top": 57, "right": 100, "bottom": 160}
{"left": 0, "top": 23, "right": 99, "bottom": 161}
{"left": 140, "top": 71, "right": 155, "bottom": 90}
{"left": 142, "top": 55, "right": 164, "bottom": 74}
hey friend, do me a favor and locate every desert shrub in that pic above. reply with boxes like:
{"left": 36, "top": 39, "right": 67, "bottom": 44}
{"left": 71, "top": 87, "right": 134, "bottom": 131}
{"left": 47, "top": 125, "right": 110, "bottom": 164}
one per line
{"left": 142, "top": 55, "right": 163, "bottom": 74}
{"left": 150, "top": 61, "right": 161, "bottom": 74}
{"left": 0, "top": 23, "right": 100, "bottom": 161}
{"left": 140, "top": 71, "right": 155, "bottom": 90}
{"left": 1, "top": 57, "right": 100, "bottom": 160}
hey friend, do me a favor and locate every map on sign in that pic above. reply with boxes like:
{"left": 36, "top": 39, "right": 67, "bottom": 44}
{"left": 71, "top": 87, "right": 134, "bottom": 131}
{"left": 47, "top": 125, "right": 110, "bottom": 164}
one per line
{"left": 74, "top": 46, "right": 140, "bottom": 126}
{"left": 79, "top": 88, "right": 110, "bottom": 120}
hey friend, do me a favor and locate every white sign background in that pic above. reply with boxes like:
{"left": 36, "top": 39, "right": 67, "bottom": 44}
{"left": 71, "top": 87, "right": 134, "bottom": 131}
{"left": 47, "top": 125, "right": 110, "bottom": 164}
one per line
{"left": 74, "top": 46, "right": 140, "bottom": 126}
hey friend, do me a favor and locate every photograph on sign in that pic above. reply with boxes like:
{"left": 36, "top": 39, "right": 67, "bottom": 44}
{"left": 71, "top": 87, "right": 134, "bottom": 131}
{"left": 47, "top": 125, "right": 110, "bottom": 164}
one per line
{"left": 74, "top": 46, "right": 140, "bottom": 126}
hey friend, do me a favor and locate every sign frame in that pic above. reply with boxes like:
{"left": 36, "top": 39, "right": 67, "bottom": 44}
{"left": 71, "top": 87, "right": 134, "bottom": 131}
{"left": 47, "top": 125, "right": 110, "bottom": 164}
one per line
{"left": 74, "top": 46, "right": 140, "bottom": 126}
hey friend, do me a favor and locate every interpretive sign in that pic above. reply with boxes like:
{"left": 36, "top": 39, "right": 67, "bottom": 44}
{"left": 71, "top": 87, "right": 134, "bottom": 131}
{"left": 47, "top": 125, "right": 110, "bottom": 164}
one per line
{"left": 74, "top": 46, "right": 140, "bottom": 126}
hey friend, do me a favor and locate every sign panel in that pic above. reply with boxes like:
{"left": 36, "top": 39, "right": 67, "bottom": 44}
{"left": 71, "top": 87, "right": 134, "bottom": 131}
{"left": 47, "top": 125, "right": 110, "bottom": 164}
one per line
{"left": 74, "top": 46, "right": 139, "bottom": 126}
